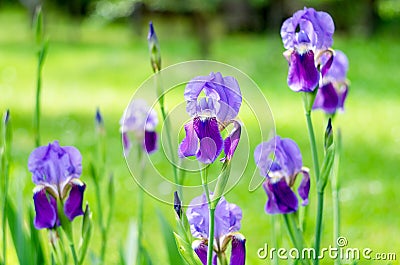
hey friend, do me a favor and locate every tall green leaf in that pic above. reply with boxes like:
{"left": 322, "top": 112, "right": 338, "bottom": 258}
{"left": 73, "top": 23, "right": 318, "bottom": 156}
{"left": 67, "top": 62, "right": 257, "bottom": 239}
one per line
{"left": 157, "top": 211, "right": 186, "bottom": 265}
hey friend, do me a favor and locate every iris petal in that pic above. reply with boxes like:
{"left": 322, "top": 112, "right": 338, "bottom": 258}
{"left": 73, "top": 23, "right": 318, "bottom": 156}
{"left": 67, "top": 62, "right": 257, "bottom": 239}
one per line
{"left": 254, "top": 136, "right": 302, "bottom": 180}
{"left": 33, "top": 187, "right": 58, "bottom": 229}
{"left": 287, "top": 51, "right": 319, "bottom": 92}
{"left": 193, "top": 240, "right": 208, "bottom": 265}
{"left": 187, "top": 194, "right": 242, "bottom": 240}
{"left": 122, "top": 132, "right": 132, "bottom": 156}
{"left": 313, "top": 83, "right": 339, "bottom": 114}
{"left": 28, "top": 141, "right": 82, "bottom": 194}
{"left": 263, "top": 178, "right": 298, "bottom": 214}
{"left": 184, "top": 72, "right": 242, "bottom": 123}
{"left": 144, "top": 130, "right": 157, "bottom": 153}
{"left": 298, "top": 169, "right": 311, "bottom": 206}
{"left": 178, "top": 120, "right": 199, "bottom": 158}
{"left": 64, "top": 179, "right": 86, "bottom": 221}
{"left": 223, "top": 121, "right": 241, "bottom": 161}
{"left": 230, "top": 234, "right": 246, "bottom": 265}
{"left": 281, "top": 7, "right": 334, "bottom": 50}
{"left": 193, "top": 117, "right": 223, "bottom": 164}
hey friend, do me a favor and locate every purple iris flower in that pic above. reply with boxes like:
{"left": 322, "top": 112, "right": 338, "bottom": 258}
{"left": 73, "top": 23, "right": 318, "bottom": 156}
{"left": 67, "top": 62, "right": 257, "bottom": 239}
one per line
{"left": 28, "top": 141, "right": 85, "bottom": 229}
{"left": 313, "top": 50, "right": 349, "bottom": 114}
{"left": 179, "top": 72, "right": 242, "bottom": 164}
{"left": 281, "top": 7, "right": 335, "bottom": 92}
{"left": 187, "top": 194, "right": 246, "bottom": 265}
{"left": 254, "top": 136, "right": 310, "bottom": 214}
{"left": 120, "top": 99, "right": 158, "bottom": 155}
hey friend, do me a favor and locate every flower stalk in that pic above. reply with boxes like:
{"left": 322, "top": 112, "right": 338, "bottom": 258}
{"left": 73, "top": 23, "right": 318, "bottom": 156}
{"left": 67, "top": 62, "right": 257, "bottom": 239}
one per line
{"left": 314, "top": 119, "right": 335, "bottom": 265}
{"left": 1, "top": 110, "right": 11, "bottom": 265}
{"left": 200, "top": 166, "right": 215, "bottom": 265}
{"left": 148, "top": 22, "right": 182, "bottom": 196}
{"left": 91, "top": 109, "right": 114, "bottom": 264}
{"left": 332, "top": 129, "right": 341, "bottom": 265}
{"left": 136, "top": 148, "right": 146, "bottom": 264}
{"left": 33, "top": 6, "right": 48, "bottom": 147}
{"left": 283, "top": 214, "right": 309, "bottom": 265}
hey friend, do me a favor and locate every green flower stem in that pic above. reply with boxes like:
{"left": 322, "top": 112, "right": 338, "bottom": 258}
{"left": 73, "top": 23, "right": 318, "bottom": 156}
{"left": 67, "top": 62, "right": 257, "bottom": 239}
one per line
{"left": 305, "top": 111, "right": 320, "bottom": 181}
{"left": 49, "top": 231, "right": 63, "bottom": 265}
{"left": 303, "top": 101, "right": 323, "bottom": 265}
{"left": 200, "top": 166, "right": 215, "bottom": 265}
{"left": 34, "top": 8, "right": 47, "bottom": 148}
{"left": 271, "top": 215, "right": 279, "bottom": 265}
{"left": 332, "top": 129, "right": 341, "bottom": 265}
{"left": 313, "top": 192, "right": 324, "bottom": 265}
{"left": 90, "top": 164, "right": 107, "bottom": 263}
{"left": 136, "top": 150, "right": 146, "bottom": 264}
{"left": 1, "top": 111, "right": 11, "bottom": 265}
{"left": 56, "top": 198, "right": 78, "bottom": 265}
{"left": 154, "top": 72, "right": 182, "bottom": 197}
{"left": 70, "top": 243, "right": 78, "bottom": 265}
{"left": 207, "top": 208, "right": 216, "bottom": 265}
{"left": 283, "top": 214, "right": 309, "bottom": 265}
{"left": 217, "top": 252, "right": 228, "bottom": 265}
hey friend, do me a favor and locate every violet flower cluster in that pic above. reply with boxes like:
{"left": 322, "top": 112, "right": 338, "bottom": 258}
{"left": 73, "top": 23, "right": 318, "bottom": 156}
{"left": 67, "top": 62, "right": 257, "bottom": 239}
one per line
{"left": 254, "top": 136, "right": 310, "bottom": 214}
{"left": 187, "top": 194, "right": 246, "bottom": 265}
{"left": 120, "top": 99, "right": 158, "bottom": 155}
{"left": 281, "top": 7, "right": 335, "bottom": 93}
{"left": 179, "top": 72, "right": 242, "bottom": 164}
{"left": 281, "top": 7, "right": 350, "bottom": 114}
{"left": 29, "top": 141, "right": 85, "bottom": 229}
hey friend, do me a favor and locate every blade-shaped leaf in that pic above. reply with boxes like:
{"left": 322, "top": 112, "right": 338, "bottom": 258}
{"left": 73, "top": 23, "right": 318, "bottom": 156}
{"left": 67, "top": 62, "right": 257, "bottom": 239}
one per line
{"left": 157, "top": 211, "right": 186, "bottom": 265}
{"left": 173, "top": 233, "right": 203, "bottom": 265}
{"left": 6, "top": 200, "right": 33, "bottom": 265}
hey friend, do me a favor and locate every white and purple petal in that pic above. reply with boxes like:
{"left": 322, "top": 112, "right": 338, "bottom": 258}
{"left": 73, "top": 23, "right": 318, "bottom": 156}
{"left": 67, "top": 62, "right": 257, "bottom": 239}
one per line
{"left": 193, "top": 117, "right": 223, "bottom": 164}
{"left": 230, "top": 233, "right": 246, "bottom": 265}
{"left": 187, "top": 193, "right": 242, "bottom": 240}
{"left": 187, "top": 193, "right": 209, "bottom": 239}
{"left": 254, "top": 136, "right": 302, "bottom": 180}
{"left": 214, "top": 196, "right": 242, "bottom": 240}
{"left": 192, "top": 240, "right": 208, "bottom": 265}
{"left": 178, "top": 120, "right": 199, "bottom": 158}
{"left": 64, "top": 179, "right": 86, "bottom": 221}
{"left": 298, "top": 169, "right": 310, "bottom": 206}
{"left": 287, "top": 50, "right": 319, "bottom": 92}
{"left": 326, "top": 50, "right": 349, "bottom": 81}
{"left": 223, "top": 121, "right": 241, "bottom": 161}
{"left": 281, "top": 7, "right": 334, "bottom": 50}
{"left": 313, "top": 83, "right": 340, "bottom": 114}
{"left": 263, "top": 178, "right": 299, "bottom": 214}
{"left": 184, "top": 72, "right": 242, "bottom": 123}
{"left": 28, "top": 141, "right": 82, "bottom": 194}
{"left": 33, "top": 186, "right": 59, "bottom": 229}
{"left": 120, "top": 99, "right": 158, "bottom": 136}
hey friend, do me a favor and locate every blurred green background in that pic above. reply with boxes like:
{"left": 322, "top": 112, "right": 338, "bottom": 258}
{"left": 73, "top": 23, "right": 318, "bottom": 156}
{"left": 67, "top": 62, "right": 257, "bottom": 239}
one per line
{"left": 1, "top": 0, "right": 399, "bottom": 264}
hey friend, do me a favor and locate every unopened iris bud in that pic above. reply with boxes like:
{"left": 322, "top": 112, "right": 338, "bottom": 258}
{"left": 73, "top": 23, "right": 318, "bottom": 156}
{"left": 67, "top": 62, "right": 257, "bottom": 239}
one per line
{"left": 148, "top": 21, "right": 161, "bottom": 73}
{"left": 174, "top": 191, "right": 182, "bottom": 219}
{"left": 325, "top": 118, "right": 333, "bottom": 150}
{"left": 81, "top": 203, "right": 92, "bottom": 237}
{"left": 95, "top": 107, "right": 103, "bottom": 127}
{"left": 3, "top": 110, "right": 12, "bottom": 146}
{"left": 3, "top": 109, "right": 10, "bottom": 125}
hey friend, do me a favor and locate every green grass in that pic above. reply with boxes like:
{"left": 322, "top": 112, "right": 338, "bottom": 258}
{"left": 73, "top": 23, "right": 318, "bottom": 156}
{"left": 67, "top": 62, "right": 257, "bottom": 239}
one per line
{"left": 1, "top": 6, "right": 399, "bottom": 265}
